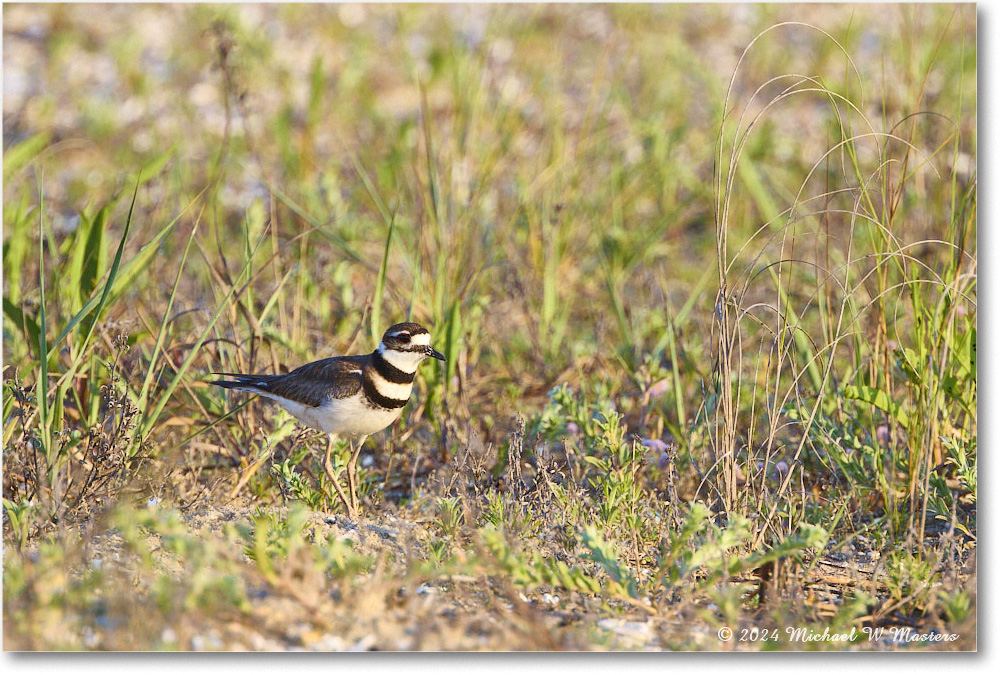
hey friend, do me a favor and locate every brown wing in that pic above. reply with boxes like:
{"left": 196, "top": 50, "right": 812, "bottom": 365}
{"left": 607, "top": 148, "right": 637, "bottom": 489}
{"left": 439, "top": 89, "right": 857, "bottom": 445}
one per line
{"left": 212, "top": 354, "right": 366, "bottom": 408}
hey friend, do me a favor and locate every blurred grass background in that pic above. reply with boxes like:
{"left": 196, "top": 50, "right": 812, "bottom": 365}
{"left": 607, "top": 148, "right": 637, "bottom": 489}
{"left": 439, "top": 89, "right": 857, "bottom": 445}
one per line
{"left": 2, "top": 3, "right": 976, "bottom": 651}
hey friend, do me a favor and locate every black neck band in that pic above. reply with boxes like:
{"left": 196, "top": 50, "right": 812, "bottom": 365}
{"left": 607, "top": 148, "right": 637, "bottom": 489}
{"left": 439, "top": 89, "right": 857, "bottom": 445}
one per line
{"left": 372, "top": 350, "right": 416, "bottom": 385}
{"left": 362, "top": 375, "right": 408, "bottom": 410}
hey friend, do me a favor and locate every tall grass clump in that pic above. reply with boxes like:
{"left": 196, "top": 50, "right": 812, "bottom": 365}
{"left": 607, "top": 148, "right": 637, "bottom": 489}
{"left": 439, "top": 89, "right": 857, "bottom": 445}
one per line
{"left": 2, "top": 150, "right": 194, "bottom": 525}
{"left": 707, "top": 21, "right": 975, "bottom": 550}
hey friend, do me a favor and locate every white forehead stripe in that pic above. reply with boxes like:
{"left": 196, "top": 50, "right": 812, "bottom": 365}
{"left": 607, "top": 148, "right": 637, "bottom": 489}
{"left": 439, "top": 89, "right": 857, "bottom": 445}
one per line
{"left": 387, "top": 328, "right": 430, "bottom": 342}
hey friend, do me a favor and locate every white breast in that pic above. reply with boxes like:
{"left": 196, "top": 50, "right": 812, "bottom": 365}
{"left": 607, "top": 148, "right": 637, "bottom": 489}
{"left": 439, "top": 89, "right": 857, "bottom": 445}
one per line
{"left": 255, "top": 391, "right": 404, "bottom": 438}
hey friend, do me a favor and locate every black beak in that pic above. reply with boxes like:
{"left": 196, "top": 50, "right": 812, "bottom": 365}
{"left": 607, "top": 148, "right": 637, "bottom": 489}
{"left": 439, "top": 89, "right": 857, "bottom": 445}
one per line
{"left": 428, "top": 347, "right": 446, "bottom": 361}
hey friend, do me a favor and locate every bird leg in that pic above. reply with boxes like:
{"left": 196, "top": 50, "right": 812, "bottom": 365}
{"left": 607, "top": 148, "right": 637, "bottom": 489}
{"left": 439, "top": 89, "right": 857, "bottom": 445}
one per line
{"left": 345, "top": 435, "right": 367, "bottom": 514}
{"left": 323, "top": 434, "right": 356, "bottom": 518}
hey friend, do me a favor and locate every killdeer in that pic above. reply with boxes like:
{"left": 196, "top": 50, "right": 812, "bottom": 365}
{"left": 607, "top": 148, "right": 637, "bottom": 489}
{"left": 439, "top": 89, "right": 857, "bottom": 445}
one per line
{"left": 212, "top": 322, "right": 444, "bottom": 516}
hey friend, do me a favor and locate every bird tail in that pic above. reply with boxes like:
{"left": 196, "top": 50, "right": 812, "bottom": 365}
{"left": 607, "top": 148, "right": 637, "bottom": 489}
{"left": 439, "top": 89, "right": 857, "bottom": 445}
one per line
{"left": 209, "top": 373, "right": 272, "bottom": 392}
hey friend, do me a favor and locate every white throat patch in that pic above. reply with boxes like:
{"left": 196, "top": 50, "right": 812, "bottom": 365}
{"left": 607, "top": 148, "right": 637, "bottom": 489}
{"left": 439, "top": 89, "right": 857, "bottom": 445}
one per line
{"left": 378, "top": 342, "right": 425, "bottom": 374}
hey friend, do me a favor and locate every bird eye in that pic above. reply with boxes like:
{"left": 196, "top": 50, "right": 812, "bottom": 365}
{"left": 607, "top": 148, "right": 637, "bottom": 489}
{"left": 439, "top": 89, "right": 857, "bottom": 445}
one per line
{"left": 399, "top": 334, "right": 411, "bottom": 344}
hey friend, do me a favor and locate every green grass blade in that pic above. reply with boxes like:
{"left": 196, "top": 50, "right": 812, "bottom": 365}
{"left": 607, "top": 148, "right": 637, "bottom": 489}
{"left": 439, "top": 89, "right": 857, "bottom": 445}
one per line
{"left": 347, "top": 151, "right": 393, "bottom": 226}
{"left": 258, "top": 265, "right": 297, "bottom": 325}
{"left": 74, "top": 179, "right": 140, "bottom": 354}
{"left": 1, "top": 200, "right": 33, "bottom": 306}
{"left": 137, "top": 214, "right": 201, "bottom": 413}
{"left": 843, "top": 384, "right": 910, "bottom": 427}
{"left": 444, "top": 300, "right": 462, "bottom": 385}
{"left": 47, "top": 182, "right": 187, "bottom": 357}
{"left": 80, "top": 205, "right": 109, "bottom": 300}
{"left": 371, "top": 209, "right": 396, "bottom": 344}
{"left": 36, "top": 190, "right": 52, "bottom": 464}
{"left": 3, "top": 297, "right": 41, "bottom": 349}
{"left": 3, "top": 132, "right": 50, "bottom": 181}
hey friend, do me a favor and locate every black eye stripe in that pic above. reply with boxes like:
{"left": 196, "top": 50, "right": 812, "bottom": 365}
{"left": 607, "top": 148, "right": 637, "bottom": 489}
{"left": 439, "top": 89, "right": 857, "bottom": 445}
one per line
{"left": 386, "top": 344, "right": 425, "bottom": 353}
